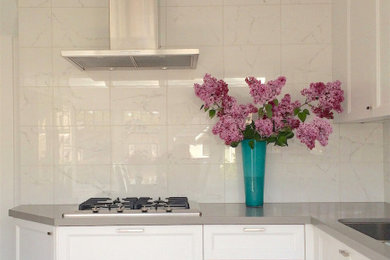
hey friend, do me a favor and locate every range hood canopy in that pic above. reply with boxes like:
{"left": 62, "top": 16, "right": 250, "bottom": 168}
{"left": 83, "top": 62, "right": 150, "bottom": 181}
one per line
{"left": 61, "top": 0, "right": 199, "bottom": 71}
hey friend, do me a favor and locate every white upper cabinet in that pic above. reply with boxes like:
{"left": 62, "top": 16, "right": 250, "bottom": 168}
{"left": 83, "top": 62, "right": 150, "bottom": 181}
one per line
{"left": 333, "top": 0, "right": 390, "bottom": 122}
{"left": 377, "top": 0, "right": 390, "bottom": 117}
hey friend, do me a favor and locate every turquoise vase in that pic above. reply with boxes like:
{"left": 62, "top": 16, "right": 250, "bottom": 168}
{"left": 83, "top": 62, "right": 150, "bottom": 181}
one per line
{"left": 241, "top": 139, "right": 267, "bottom": 207}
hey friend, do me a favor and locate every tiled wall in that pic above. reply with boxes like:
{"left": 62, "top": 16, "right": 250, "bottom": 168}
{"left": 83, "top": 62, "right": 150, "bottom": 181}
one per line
{"left": 16, "top": 0, "right": 384, "bottom": 204}
{"left": 1, "top": 35, "right": 17, "bottom": 260}
{"left": 384, "top": 121, "right": 390, "bottom": 203}
{"left": 0, "top": 0, "right": 17, "bottom": 35}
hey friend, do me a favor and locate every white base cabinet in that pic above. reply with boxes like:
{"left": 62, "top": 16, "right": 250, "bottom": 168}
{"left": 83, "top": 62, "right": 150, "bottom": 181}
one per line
{"left": 204, "top": 225, "right": 305, "bottom": 260}
{"left": 56, "top": 225, "right": 203, "bottom": 260}
{"left": 306, "top": 225, "right": 370, "bottom": 260}
{"left": 16, "top": 220, "right": 55, "bottom": 260}
{"left": 16, "top": 221, "right": 375, "bottom": 260}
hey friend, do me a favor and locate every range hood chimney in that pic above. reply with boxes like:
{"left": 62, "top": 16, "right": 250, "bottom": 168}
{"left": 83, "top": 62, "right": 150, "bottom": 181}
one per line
{"left": 61, "top": 0, "right": 199, "bottom": 70}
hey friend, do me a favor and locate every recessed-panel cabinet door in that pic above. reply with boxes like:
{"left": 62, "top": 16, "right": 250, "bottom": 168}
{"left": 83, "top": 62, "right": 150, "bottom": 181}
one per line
{"left": 334, "top": 0, "right": 390, "bottom": 122}
{"left": 319, "top": 230, "right": 349, "bottom": 260}
{"left": 16, "top": 220, "right": 55, "bottom": 260}
{"left": 334, "top": 0, "right": 376, "bottom": 122}
{"left": 204, "top": 225, "right": 305, "bottom": 260}
{"left": 376, "top": 0, "right": 390, "bottom": 117}
{"left": 314, "top": 226, "right": 371, "bottom": 260}
{"left": 56, "top": 225, "right": 202, "bottom": 260}
{"left": 349, "top": 0, "right": 377, "bottom": 120}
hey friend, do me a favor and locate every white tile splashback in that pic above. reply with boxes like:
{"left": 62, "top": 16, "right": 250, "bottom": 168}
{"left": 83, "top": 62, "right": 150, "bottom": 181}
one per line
{"left": 166, "top": 6, "right": 223, "bottom": 46}
{"left": 281, "top": 4, "right": 331, "bottom": 44}
{"left": 223, "top": 5, "right": 281, "bottom": 45}
{"left": 18, "top": 8, "right": 51, "bottom": 47}
{"left": 15, "top": 0, "right": 385, "bottom": 204}
{"left": 52, "top": 8, "right": 109, "bottom": 48}
{"left": 18, "top": 0, "right": 50, "bottom": 7}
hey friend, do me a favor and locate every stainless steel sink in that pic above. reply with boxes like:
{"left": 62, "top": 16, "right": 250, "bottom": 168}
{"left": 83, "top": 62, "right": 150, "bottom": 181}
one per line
{"left": 339, "top": 218, "right": 390, "bottom": 241}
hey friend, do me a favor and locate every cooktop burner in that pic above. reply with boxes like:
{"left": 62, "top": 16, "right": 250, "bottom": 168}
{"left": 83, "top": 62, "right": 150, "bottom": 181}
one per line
{"left": 62, "top": 197, "right": 200, "bottom": 218}
{"left": 78, "top": 197, "right": 190, "bottom": 211}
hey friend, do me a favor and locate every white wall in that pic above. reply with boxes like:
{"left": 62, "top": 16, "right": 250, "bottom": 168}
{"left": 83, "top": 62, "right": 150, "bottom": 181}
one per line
{"left": 14, "top": 0, "right": 384, "bottom": 206}
{"left": 0, "top": 0, "right": 17, "bottom": 35}
{"left": 1, "top": 1, "right": 17, "bottom": 259}
{"left": 0, "top": 33, "right": 16, "bottom": 260}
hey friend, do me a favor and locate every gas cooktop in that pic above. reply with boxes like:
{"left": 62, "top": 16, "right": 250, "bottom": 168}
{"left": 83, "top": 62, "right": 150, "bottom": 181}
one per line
{"left": 62, "top": 197, "right": 201, "bottom": 218}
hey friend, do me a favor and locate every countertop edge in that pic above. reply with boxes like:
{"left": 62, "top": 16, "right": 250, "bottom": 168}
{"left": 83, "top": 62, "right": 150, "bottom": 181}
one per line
{"left": 9, "top": 209, "right": 55, "bottom": 226}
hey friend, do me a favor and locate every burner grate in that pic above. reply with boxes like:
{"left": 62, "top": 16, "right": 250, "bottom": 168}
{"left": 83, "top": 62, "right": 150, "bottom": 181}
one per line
{"left": 78, "top": 197, "right": 190, "bottom": 211}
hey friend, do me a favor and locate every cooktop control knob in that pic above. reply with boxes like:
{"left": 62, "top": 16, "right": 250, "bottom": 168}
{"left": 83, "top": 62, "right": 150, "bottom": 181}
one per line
{"left": 117, "top": 205, "right": 124, "bottom": 213}
{"left": 92, "top": 206, "right": 99, "bottom": 213}
{"left": 165, "top": 207, "right": 172, "bottom": 213}
{"left": 141, "top": 206, "right": 148, "bottom": 213}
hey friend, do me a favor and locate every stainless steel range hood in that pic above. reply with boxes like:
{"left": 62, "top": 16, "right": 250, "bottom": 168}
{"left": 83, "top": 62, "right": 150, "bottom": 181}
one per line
{"left": 61, "top": 0, "right": 199, "bottom": 71}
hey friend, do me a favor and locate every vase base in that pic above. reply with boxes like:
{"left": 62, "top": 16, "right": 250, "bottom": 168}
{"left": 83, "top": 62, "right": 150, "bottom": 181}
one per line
{"left": 245, "top": 204, "right": 263, "bottom": 208}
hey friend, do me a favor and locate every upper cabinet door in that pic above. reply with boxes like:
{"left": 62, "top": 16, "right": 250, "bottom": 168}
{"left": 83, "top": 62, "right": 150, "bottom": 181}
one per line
{"left": 334, "top": 0, "right": 390, "bottom": 122}
{"left": 333, "top": 0, "right": 376, "bottom": 122}
{"left": 349, "top": 0, "right": 377, "bottom": 120}
{"left": 376, "top": 0, "right": 390, "bottom": 117}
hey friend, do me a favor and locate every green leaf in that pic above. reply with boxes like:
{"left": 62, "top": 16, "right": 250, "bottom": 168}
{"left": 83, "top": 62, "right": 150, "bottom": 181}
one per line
{"left": 248, "top": 140, "right": 255, "bottom": 149}
{"left": 258, "top": 109, "right": 264, "bottom": 118}
{"left": 265, "top": 103, "right": 272, "bottom": 111}
{"left": 243, "top": 125, "right": 255, "bottom": 139}
{"left": 294, "top": 107, "right": 301, "bottom": 116}
{"left": 286, "top": 132, "right": 294, "bottom": 139}
{"left": 209, "top": 109, "right": 216, "bottom": 119}
{"left": 230, "top": 141, "right": 239, "bottom": 148}
{"left": 303, "top": 109, "right": 310, "bottom": 115}
{"left": 265, "top": 104, "right": 273, "bottom": 118}
{"left": 298, "top": 112, "right": 307, "bottom": 122}
{"left": 276, "top": 135, "right": 288, "bottom": 147}
{"left": 273, "top": 99, "right": 279, "bottom": 106}
{"left": 254, "top": 132, "right": 262, "bottom": 141}
{"left": 266, "top": 136, "right": 277, "bottom": 144}
{"left": 200, "top": 104, "right": 204, "bottom": 110}
{"left": 204, "top": 107, "right": 209, "bottom": 112}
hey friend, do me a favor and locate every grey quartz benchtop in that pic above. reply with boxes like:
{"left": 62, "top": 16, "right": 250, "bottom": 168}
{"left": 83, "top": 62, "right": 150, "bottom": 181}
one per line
{"left": 9, "top": 202, "right": 390, "bottom": 260}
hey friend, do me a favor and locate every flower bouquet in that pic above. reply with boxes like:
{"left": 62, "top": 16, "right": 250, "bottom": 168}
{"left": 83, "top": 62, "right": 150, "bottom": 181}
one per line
{"left": 194, "top": 74, "right": 344, "bottom": 150}
{"left": 194, "top": 74, "right": 344, "bottom": 207}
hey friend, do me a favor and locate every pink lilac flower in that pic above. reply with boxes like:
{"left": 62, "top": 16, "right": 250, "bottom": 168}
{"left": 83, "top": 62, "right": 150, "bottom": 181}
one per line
{"left": 296, "top": 123, "right": 318, "bottom": 150}
{"left": 213, "top": 99, "right": 258, "bottom": 144}
{"left": 245, "top": 76, "right": 286, "bottom": 105}
{"left": 287, "top": 118, "right": 300, "bottom": 129}
{"left": 242, "top": 103, "right": 258, "bottom": 115}
{"left": 314, "top": 117, "right": 333, "bottom": 146}
{"left": 301, "top": 82, "right": 326, "bottom": 101}
{"left": 272, "top": 116, "right": 285, "bottom": 131}
{"left": 194, "top": 74, "right": 229, "bottom": 108}
{"left": 296, "top": 117, "right": 333, "bottom": 150}
{"left": 255, "top": 118, "right": 273, "bottom": 137}
{"left": 301, "top": 80, "right": 344, "bottom": 119}
{"left": 212, "top": 96, "right": 258, "bottom": 145}
{"left": 274, "top": 94, "right": 301, "bottom": 117}
{"left": 212, "top": 115, "right": 245, "bottom": 145}
{"left": 221, "top": 96, "right": 257, "bottom": 119}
